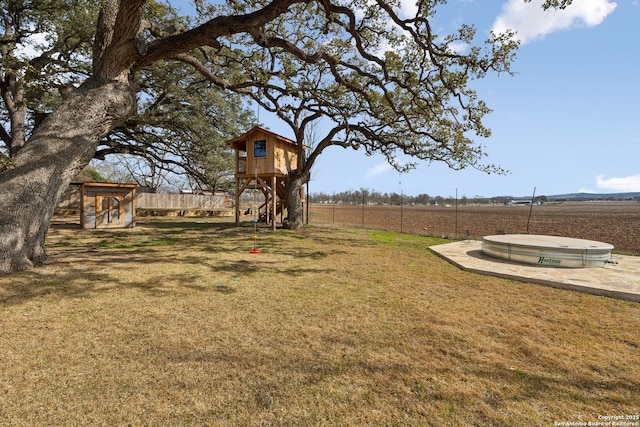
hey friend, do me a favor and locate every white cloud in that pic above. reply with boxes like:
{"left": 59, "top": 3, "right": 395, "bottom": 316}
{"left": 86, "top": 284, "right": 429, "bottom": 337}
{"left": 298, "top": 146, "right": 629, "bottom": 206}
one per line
{"left": 347, "top": 0, "right": 415, "bottom": 20}
{"left": 492, "top": 0, "right": 617, "bottom": 44}
{"left": 398, "top": 0, "right": 419, "bottom": 19}
{"left": 593, "top": 174, "right": 640, "bottom": 192}
{"left": 577, "top": 187, "right": 598, "bottom": 193}
{"left": 366, "top": 162, "right": 392, "bottom": 179}
{"left": 447, "top": 41, "right": 469, "bottom": 54}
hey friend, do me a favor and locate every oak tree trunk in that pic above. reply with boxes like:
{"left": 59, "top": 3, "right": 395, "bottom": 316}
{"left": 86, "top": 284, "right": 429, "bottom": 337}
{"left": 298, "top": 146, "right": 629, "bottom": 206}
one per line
{"left": 284, "top": 170, "right": 309, "bottom": 229}
{"left": 0, "top": 79, "right": 136, "bottom": 273}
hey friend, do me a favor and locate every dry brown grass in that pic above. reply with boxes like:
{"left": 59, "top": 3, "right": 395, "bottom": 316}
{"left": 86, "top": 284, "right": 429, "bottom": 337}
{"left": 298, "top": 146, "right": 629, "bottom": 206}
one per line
{"left": 1, "top": 217, "right": 639, "bottom": 426}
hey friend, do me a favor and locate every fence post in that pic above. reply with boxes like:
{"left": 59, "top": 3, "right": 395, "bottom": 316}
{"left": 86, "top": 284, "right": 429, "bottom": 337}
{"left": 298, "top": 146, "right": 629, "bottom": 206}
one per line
{"left": 332, "top": 192, "right": 335, "bottom": 224}
{"left": 455, "top": 188, "right": 458, "bottom": 239}
{"left": 527, "top": 186, "right": 536, "bottom": 234}
{"left": 400, "top": 193, "right": 403, "bottom": 233}
{"left": 361, "top": 194, "right": 365, "bottom": 228}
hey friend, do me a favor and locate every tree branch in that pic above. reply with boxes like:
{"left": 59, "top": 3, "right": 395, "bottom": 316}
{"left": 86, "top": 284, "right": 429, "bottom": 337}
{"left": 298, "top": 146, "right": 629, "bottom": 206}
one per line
{"left": 134, "top": 0, "right": 309, "bottom": 70}
{"left": 94, "top": 0, "right": 146, "bottom": 82}
{"left": 170, "top": 53, "right": 252, "bottom": 94}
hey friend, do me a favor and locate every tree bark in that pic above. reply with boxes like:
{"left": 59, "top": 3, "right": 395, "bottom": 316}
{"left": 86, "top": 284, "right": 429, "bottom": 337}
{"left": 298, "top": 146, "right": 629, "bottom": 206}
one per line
{"left": 0, "top": 78, "right": 27, "bottom": 156}
{"left": 0, "top": 0, "right": 143, "bottom": 274}
{"left": 284, "top": 169, "right": 309, "bottom": 229}
{"left": 0, "top": 79, "right": 136, "bottom": 273}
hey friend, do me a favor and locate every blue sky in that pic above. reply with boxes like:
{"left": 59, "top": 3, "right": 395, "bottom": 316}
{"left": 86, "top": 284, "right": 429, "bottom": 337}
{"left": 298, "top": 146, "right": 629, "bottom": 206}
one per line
{"left": 257, "top": 0, "right": 638, "bottom": 198}
{"left": 170, "top": 1, "right": 638, "bottom": 197}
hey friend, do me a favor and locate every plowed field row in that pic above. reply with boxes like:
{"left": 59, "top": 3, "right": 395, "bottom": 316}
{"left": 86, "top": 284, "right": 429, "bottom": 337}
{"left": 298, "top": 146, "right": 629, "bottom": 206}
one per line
{"left": 309, "top": 201, "right": 640, "bottom": 255}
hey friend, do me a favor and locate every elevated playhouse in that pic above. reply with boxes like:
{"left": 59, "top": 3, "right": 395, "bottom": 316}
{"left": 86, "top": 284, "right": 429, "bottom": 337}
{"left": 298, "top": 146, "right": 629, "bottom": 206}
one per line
{"left": 227, "top": 126, "right": 304, "bottom": 230}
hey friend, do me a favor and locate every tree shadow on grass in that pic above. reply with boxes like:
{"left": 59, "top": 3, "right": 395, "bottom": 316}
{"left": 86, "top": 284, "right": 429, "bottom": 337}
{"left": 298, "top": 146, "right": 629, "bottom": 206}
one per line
{"left": 0, "top": 244, "right": 338, "bottom": 307}
{"left": 204, "top": 259, "right": 336, "bottom": 278}
{"left": 137, "top": 218, "right": 240, "bottom": 231}
{"left": 0, "top": 220, "right": 364, "bottom": 306}
{"left": 0, "top": 267, "right": 211, "bottom": 307}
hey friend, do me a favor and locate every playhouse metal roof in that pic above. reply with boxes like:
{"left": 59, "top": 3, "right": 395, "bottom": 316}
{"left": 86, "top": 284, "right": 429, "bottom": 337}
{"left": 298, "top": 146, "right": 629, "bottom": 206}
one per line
{"left": 226, "top": 126, "right": 298, "bottom": 149}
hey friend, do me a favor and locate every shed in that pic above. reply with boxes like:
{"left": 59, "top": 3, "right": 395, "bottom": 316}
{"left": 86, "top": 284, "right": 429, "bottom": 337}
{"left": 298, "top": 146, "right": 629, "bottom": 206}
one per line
{"left": 80, "top": 182, "right": 136, "bottom": 229}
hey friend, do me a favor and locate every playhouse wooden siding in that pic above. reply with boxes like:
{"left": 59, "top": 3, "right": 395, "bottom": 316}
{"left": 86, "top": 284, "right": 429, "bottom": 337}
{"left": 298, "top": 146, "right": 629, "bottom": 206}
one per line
{"left": 80, "top": 183, "right": 136, "bottom": 229}
{"left": 229, "top": 126, "right": 299, "bottom": 177}
{"left": 273, "top": 138, "right": 298, "bottom": 176}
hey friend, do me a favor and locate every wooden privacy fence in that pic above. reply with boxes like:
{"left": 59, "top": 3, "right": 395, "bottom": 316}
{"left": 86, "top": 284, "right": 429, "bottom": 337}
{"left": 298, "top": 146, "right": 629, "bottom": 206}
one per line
{"left": 136, "top": 193, "right": 231, "bottom": 212}
{"left": 56, "top": 184, "right": 233, "bottom": 216}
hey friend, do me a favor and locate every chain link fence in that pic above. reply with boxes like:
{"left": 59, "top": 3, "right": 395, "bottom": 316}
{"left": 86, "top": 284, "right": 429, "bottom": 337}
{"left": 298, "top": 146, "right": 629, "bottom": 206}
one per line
{"left": 308, "top": 201, "right": 640, "bottom": 254}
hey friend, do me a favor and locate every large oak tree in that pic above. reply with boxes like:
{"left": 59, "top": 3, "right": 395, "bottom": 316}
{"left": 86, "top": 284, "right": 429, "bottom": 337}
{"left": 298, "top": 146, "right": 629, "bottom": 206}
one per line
{"left": 0, "top": 0, "right": 571, "bottom": 273}
{"left": 100, "top": 59, "right": 255, "bottom": 193}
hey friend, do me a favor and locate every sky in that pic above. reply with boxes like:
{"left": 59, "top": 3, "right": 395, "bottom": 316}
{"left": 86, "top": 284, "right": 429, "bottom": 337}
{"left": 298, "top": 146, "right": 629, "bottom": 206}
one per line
{"left": 251, "top": 0, "right": 640, "bottom": 198}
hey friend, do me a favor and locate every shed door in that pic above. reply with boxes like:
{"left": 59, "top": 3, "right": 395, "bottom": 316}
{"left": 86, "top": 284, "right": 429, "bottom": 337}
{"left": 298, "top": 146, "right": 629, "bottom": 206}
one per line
{"left": 96, "top": 193, "right": 124, "bottom": 228}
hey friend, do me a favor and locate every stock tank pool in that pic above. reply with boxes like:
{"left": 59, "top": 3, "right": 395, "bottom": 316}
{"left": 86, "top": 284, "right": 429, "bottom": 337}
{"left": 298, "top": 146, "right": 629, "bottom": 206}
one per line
{"left": 482, "top": 234, "right": 614, "bottom": 268}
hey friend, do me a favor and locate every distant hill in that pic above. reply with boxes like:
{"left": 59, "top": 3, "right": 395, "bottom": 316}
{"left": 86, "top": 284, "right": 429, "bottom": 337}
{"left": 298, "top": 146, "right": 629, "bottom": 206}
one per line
{"left": 516, "top": 192, "right": 640, "bottom": 202}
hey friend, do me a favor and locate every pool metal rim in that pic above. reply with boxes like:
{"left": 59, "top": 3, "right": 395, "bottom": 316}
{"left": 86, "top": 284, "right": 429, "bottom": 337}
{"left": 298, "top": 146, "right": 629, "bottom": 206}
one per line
{"left": 481, "top": 234, "right": 614, "bottom": 268}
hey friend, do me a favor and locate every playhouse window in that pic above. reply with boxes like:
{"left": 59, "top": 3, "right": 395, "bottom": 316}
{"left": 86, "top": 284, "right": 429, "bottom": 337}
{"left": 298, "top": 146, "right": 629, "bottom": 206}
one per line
{"left": 254, "top": 140, "right": 267, "bottom": 158}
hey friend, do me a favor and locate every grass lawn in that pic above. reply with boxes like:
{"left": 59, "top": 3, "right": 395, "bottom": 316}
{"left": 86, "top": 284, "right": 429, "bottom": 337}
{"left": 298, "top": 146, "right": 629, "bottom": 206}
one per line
{"left": 1, "top": 217, "right": 639, "bottom": 426}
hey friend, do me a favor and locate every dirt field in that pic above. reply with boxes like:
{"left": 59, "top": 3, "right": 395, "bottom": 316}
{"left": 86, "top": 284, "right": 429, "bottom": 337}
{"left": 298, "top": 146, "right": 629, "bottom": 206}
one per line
{"left": 309, "top": 201, "right": 640, "bottom": 255}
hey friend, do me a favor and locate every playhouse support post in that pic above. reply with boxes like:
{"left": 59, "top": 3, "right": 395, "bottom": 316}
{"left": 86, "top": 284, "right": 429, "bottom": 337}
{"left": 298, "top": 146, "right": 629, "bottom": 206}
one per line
{"left": 234, "top": 177, "right": 240, "bottom": 226}
{"left": 272, "top": 175, "right": 277, "bottom": 231}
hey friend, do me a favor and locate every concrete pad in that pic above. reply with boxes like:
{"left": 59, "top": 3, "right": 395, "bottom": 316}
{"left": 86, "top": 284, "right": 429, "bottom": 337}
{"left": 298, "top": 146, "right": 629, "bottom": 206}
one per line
{"left": 429, "top": 240, "right": 640, "bottom": 302}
